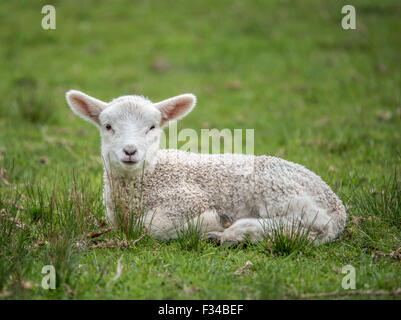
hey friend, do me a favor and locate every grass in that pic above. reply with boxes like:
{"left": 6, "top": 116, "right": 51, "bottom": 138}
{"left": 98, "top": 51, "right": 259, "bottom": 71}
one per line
{"left": 174, "top": 212, "right": 208, "bottom": 252}
{"left": 0, "top": 0, "right": 400, "bottom": 299}
{"left": 257, "top": 218, "right": 315, "bottom": 257}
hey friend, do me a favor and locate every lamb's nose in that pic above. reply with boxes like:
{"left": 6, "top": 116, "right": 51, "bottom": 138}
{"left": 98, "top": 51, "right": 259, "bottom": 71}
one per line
{"left": 123, "top": 146, "right": 137, "bottom": 156}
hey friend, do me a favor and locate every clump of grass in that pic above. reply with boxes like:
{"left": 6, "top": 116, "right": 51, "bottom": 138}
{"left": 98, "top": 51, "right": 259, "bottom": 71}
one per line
{"left": 0, "top": 162, "right": 32, "bottom": 293}
{"left": 346, "top": 169, "right": 401, "bottom": 252}
{"left": 113, "top": 202, "right": 148, "bottom": 242}
{"left": 0, "top": 200, "right": 31, "bottom": 292}
{"left": 257, "top": 218, "right": 313, "bottom": 257}
{"left": 41, "top": 231, "right": 83, "bottom": 290}
{"left": 174, "top": 212, "right": 206, "bottom": 251}
{"left": 23, "top": 169, "right": 104, "bottom": 237}
{"left": 108, "top": 168, "right": 148, "bottom": 242}
{"left": 20, "top": 179, "right": 85, "bottom": 291}
{"left": 351, "top": 170, "right": 400, "bottom": 228}
{"left": 0, "top": 164, "right": 107, "bottom": 295}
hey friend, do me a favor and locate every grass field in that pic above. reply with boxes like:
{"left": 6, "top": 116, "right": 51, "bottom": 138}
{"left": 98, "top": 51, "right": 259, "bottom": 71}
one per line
{"left": 0, "top": 0, "right": 400, "bottom": 299}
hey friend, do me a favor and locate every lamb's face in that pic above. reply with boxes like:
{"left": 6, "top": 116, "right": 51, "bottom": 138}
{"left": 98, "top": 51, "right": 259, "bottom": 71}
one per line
{"left": 66, "top": 90, "right": 196, "bottom": 174}
{"left": 99, "top": 97, "right": 162, "bottom": 172}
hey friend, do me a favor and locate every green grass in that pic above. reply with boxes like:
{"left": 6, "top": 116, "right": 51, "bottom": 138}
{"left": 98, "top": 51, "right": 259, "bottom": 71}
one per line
{"left": 175, "top": 212, "right": 215, "bottom": 253}
{"left": 256, "top": 217, "right": 315, "bottom": 257}
{"left": 0, "top": 0, "right": 400, "bottom": 299}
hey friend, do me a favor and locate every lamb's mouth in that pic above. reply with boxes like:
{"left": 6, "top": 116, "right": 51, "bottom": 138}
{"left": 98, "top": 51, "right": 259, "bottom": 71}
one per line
{"left": 121, "top": 160, "right": 138, "bottom": 166}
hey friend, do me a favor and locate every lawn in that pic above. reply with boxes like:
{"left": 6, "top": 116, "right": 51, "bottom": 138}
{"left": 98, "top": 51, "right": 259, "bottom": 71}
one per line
{"left": 0, "top": 0, "right": 400, "bottom": 299}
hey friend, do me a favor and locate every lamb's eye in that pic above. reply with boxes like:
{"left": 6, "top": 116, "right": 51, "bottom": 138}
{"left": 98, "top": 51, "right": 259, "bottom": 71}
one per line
{"left": 149, "top": 125, "right": 156, "bottom": 131}
{"left": 105, "top": 124, "right": 112, "bottom": 131}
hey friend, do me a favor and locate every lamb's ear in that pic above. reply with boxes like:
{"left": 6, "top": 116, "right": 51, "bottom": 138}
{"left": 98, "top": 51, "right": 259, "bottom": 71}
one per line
{"left": 154, "top": 94, "right": 196, "bottom": 127}
{"left": 65, "top": 90, "right": 107, "bottom": 126}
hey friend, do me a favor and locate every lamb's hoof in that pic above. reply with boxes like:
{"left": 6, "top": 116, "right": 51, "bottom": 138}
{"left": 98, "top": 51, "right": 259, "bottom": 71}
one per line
{"left": 205, "top": 231, "right": 223, "bottom": 244}
{"left": 219, "top": 213, "right": 233, "bottom": 228}
{"left": 220, "top": 238, "right": 241, "bottom": 248}
{"left": 205, "top": 231, "right": 243, "bottom": 247}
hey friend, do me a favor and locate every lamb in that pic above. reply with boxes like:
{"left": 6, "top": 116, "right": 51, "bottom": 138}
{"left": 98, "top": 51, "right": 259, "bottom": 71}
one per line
{"left": 65, "top": 90, "right": 346, "bottom": 244}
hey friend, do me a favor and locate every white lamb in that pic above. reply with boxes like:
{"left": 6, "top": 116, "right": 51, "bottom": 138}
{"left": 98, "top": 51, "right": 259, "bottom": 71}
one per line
{"left": 66, "top": 90, "right": 346, "bottom": 244}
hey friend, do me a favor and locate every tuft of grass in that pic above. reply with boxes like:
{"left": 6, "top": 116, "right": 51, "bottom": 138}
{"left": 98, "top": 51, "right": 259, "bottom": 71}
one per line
{"left": 345, "top": 169, "right": 401, "bottom": 253}
{"left": 257, "top": 218, "right": 314, "bottom": 257}
{"left": 351, "top": 169, "right": 401, "bottom": 227}
{"left": 0, "top": 162, "right": 108, "bottom": 296}
{"left": 108, "top": 169, "right": 149, "bottom": 242}
{"left": 174, "top": 212, "right": 207, "bottom": 251}
{"left": 113, "top": 204, "right": 148, "bottom": 242}
{"left": 0, "top": 204, "right": 31, "bottom": 292}
{"left": 40, "top": 231, "right": 83, "bottom": 290}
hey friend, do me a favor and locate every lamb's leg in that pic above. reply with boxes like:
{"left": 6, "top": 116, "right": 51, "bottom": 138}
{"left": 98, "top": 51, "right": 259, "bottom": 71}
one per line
{"left": 205, "top": 217, "right": 317, "bottom": 245}
{"left": 205, "top": 218, "right": 266, "bottom": 244}
{"left": 206, "top": 197, "right": 336, "bottom": 245}
{"left": 145, "top": 209, "right": 225, "bottom": 240}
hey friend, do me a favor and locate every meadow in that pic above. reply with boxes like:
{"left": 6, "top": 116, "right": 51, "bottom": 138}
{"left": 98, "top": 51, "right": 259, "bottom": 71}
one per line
{"left": 0, "top": 0, "right": 400, "bottom": 299}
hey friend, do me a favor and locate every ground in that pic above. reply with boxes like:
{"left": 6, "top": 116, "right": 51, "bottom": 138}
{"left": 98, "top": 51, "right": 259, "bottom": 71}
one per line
{"left": 0, "top": 0, "right": 400, "bottom": 299}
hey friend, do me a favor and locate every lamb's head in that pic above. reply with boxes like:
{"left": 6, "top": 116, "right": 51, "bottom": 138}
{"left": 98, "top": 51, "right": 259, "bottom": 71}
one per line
{"left": 66, "top": 90, "right": 196, "bottom": 174}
